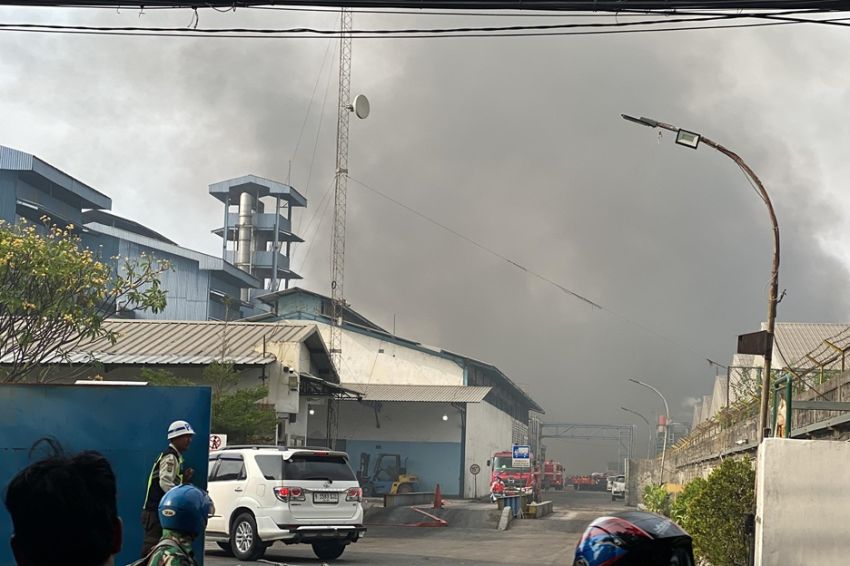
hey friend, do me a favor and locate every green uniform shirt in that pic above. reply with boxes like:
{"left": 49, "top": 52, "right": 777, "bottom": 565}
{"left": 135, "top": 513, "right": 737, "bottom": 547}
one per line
{"left": 147, "top": 530, "right": 196, "bottom": 566}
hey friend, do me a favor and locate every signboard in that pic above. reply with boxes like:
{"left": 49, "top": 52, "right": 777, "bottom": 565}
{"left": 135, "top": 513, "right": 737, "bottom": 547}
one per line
{"left": 470, "top": 463, "right": 481, "bottom": 475}
{"left": 512, "top": 444, "right": 531, "bottom": 468}
{"left": 737, "top": 330, "right": 773, "bottom": 356}
{"left": 210, "top": 434, "right": 227, "bottom": 451}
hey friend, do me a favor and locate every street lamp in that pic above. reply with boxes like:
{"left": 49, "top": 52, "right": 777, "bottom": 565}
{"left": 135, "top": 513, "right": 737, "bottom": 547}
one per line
{"left": 628, "top": 378, "right": 670, "bottom": 484}
{"left": 621, "top": 114, "right": 780, "bottom": 444}
{"left": 622, "top": 406, "right": 654, "bottom": 459}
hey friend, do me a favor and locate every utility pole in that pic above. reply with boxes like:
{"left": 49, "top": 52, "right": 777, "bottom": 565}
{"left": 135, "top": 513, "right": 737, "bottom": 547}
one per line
{"left": 328, "top": 8, "right": 353, "bottom": 449}
{"left": 621, "top": 114, "right": 780, "bottom": 443}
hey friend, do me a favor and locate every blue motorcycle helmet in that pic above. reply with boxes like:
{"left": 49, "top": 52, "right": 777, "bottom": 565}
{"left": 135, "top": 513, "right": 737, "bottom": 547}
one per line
{"left": 574, "top": 511, "right": 695, "bottom": 566}
{"left": 158, "top": 484, "right": 213, "bottom": 537}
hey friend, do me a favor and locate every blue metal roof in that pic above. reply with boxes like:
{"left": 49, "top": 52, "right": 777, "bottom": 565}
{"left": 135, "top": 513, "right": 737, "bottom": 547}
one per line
{"left": 209, "top": 175, "right": 307, "bottom": 207}
{"left": 85, "top": 222, "right": 261, "bottom": 289}
{"left": 0, "top": 145, "right": 112, "bottom": 210}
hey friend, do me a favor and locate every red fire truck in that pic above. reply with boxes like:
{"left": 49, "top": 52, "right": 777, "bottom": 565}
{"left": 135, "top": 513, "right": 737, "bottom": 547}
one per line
{"left": 542, "top": 460, "right": 565, "bottom": 491}
{"left": 489, "top": 450, "right": 540, "bottom": 500}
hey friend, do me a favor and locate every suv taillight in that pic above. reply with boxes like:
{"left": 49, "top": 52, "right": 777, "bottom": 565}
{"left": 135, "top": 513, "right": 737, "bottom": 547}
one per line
{"left": 346, "top": 487, "right": 362, "bottom": 502}
{"left": 274, "top": 486, "right": 306, "bottom": 502}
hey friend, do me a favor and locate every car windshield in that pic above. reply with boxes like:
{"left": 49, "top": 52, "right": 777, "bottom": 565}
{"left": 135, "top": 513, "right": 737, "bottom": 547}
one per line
{"left": 493, "top": 457, "right": 523, "bottom": 472}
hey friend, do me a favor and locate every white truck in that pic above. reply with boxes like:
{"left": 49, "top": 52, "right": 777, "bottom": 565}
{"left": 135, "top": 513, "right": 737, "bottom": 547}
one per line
{"left": 611, "top": 474, "right": 626, "bottom": 501}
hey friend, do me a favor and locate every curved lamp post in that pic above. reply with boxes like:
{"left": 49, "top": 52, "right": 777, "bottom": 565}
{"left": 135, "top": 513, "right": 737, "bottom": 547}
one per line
{"left": 629, "top": 378, "right": 669, "bottom": 484}
{"left": 621, "top": 114, "right": 779, "bottom": 443}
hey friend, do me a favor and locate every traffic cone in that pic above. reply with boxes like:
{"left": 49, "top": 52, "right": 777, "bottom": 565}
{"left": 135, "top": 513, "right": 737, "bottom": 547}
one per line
{"left": 434, "top": 483, "right": 443, "bottom": 509}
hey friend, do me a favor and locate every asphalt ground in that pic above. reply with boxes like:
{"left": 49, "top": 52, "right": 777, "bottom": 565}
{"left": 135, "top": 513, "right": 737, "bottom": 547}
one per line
{"left": 203, "top": 489, "right": 625, "bottom": 566}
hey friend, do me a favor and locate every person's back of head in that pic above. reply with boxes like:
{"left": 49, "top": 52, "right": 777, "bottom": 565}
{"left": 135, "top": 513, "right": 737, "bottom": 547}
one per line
{"left": 4, "top": 445, "right": 122, "bottom": 566}
{"left": 158, "top": 484, "right": 211, "bottom": 539}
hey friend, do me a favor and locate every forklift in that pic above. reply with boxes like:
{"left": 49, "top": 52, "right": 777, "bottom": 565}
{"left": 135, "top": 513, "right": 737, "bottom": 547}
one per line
{"left": 356, "top": 452, "right": 419, "bottom": 496}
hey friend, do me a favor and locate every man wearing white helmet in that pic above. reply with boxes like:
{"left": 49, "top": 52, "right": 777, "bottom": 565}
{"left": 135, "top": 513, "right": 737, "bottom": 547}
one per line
{"left": 140, "top": 420, "right": 196, "bottom": 557}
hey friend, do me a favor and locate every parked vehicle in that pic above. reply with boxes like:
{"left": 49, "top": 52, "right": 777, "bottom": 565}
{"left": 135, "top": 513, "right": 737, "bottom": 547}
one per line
{"left": 206, "top": 445, "right": 366, "bottom": 562}
{"left": 489, "top": 450, "right": 538, "bottom": 499}
{"left": 542, "top": 460, "right": 565, "bottom": 491}
{"left": 356, "top": 452, "right": 418, "bottom": 496}
{"left": 611, "top": 474, "right": 626, "bottom": 501}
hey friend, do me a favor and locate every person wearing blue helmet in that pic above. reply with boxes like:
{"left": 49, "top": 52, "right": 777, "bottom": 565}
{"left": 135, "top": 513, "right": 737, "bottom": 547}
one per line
{"left": 573, "top": 510, "right": 695, "bottom": 566}
{"left": 137, "top": 485, "right": 212, "bottom": 566}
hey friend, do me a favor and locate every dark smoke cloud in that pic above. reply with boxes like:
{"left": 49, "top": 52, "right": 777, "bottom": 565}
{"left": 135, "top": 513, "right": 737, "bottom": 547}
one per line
{"left": 2, "top": 7, "right": 849, "bottom": 471}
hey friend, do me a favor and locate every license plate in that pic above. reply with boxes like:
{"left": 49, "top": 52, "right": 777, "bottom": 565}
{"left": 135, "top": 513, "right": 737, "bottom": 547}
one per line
{"left": 313, "top": 492, "right": 339, "bottom": 504}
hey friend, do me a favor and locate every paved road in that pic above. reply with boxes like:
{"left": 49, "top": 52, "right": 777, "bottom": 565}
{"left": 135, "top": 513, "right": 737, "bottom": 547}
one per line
{"left": 204, "top": 489, "right": 625, "bottom": 566}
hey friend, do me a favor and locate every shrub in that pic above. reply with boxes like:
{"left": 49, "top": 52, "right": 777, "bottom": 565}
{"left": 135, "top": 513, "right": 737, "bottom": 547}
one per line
{"left": 642, "top": 483, "right": 671, "bottom": 516}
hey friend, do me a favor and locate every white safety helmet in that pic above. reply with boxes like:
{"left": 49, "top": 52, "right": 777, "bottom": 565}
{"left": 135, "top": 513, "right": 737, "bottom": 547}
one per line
{"left": 167, "top": 420, "right": 195, "bottom": 440}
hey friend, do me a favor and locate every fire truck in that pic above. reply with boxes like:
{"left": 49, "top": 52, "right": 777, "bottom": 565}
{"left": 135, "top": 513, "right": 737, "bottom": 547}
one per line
{"left": 542, "top": 460, "right": 565, "bottom": 491}
{"left": 488, "top": 449, "right": 540, "bottom": 500}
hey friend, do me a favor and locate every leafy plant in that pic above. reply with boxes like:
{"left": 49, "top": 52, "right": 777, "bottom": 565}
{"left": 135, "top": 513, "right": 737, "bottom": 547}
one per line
{"left": 642, "top": 484, "right": 671, "bottom": 516}
{"left": 140, "top": 363, "right": 275, "bottom": 444}
{"left": 677, "top": 459, "right": 755, "bottom": 566}
{"left": 671, "top": 476, "right": 706, "bottom": 525}
{"left": 0, "top": 219, "right": 169, "bottom": 382}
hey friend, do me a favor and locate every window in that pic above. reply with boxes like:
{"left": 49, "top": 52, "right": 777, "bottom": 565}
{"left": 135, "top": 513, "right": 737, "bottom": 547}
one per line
{"left": 284, "top": 454, "right": 356, "bottom": 482}
{"left": 255, "top": 455, "right": 285, "bottom": 480}
{"left": 211, "top": 456, "right": 245, "bottom": 482}
{"left": 208, "top": 456, "right": 219, "bottom": 479}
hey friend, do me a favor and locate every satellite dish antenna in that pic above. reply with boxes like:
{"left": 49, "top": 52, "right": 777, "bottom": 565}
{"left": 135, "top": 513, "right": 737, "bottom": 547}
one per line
{"left": 351, "top": 94, "right": 370, "bottom": 120}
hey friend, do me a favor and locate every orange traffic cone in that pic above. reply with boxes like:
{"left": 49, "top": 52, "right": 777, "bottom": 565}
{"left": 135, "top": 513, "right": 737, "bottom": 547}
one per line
{"left": 434, "top": 483, "right": 443, "bottom": 509}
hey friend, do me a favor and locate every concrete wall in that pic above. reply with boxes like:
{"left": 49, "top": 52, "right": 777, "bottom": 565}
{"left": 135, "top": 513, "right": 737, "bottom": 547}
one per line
{"left": 755, "top": 438, "right": 850, "bottom": 566}
{"left": 464, "top": 400, "right": 516, "bottom": 499}
{"left": 307, "top": 401, "right": 463, "bottom": 495}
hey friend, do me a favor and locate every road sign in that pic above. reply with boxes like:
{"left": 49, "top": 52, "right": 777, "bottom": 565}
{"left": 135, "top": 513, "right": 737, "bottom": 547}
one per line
{"left": 470, "top": 463, "right": 481, "bottom": 475}
{"left": 209, "top": 434, "right": 227, "bottom": 451}
{"left": 512, "top": 444, "right": 530, "bottom": 468}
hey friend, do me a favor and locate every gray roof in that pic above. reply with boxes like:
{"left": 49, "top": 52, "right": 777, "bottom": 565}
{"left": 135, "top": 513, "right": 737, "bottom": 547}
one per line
{"left": 0, "top": 145, "right": 111, "bottom": 210}
{"left": 209, "top": 175, "right": 307, "bottom": 207}
{"left": 85, "top": 222, "right": 260, "bottom": 289}
{"left": 772, "top": 323, "right": 850, "bottom": 369}
{"left": 340, "top": 383, "right": 492, "bottom": 403}
{"left": 23, "top": 320, "right": 336, "bottom": 379}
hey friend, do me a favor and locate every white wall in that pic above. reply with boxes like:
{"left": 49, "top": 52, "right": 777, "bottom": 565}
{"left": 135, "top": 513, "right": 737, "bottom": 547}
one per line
{"left": 464, "top": 400, "right": 516, "bottom": 498}
{"left": 307, "top": 401, "right": 463, "bottom": 442}
{"left": 289, "top": 320, "right": 464, "bottom": 386}
{"left": 756, "top": 438, "right": 850, "bottom": 566}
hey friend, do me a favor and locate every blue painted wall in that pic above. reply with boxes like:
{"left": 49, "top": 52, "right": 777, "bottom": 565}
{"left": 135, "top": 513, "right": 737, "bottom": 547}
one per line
{"left": 345, "top": 440, "right": 461, "bottom": 496}
{"left": 0, "top": 385, "right": 211, "bottom": 566}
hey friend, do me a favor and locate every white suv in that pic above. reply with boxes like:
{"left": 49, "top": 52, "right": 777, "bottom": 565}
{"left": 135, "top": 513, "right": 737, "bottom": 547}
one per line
{"left": 611, "top": 474, "right": 626, "bottom": 501}
{"left": 206, "top": 446, "right": 366, "bottom": 562}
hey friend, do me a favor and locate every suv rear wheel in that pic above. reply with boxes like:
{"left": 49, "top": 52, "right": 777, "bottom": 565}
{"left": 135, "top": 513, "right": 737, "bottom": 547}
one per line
{"left": 312, "top": 541, "right": 347, "bottom": 561}
{"left": 231, "top": 512, "right": 266, "bottom": 561}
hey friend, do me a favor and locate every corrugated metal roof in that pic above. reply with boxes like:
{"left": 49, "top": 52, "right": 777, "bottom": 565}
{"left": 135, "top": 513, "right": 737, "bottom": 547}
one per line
{"left": 772, "top": 323, "right": 850, "bottom": 369}
{"left": 340, "top": 383, "right": 491, "bottom": 403}
{"left": 18, "top": 320, "right": 322, "bottom": 366}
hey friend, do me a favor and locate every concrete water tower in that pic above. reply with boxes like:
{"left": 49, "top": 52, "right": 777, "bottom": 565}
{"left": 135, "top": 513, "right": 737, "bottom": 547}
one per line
{"left": 209, "top": 175, "right": 306, "bottom": 301}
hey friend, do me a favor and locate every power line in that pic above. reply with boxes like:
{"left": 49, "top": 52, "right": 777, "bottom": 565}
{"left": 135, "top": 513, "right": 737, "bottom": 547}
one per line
{"left": 348, "top": 176, "right": 721, "bottom": 360}
{"left": 0, "top": 18, "right": 817, "bottom": 38}
{"left": 0, "top": 13, "right": 783, "bottom": 34}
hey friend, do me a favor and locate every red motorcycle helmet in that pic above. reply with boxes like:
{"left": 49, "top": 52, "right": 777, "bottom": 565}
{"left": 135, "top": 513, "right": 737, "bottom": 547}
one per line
{"left": 573, "top": 510, "right": 695, "bottom": 566}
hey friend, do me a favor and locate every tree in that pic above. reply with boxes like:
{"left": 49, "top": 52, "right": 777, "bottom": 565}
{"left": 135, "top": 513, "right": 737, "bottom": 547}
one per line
{"left": 0, "top": 220, "right": 170, "bottom": 383}
{"left": 142, "top": 363, "right": 276, "bottom": 444}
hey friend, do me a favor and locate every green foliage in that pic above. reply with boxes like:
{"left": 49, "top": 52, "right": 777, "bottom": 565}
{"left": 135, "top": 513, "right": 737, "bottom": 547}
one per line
{"left": 677, "top": 459, "right": 755, "bottom": 566}
{"left": 140, "top": 367, "right": 193, "bottom": 387}
{"left": 138, "top": 363, "right": 275, "bottom": 444}
{"left": 0, "top": 219, "right": 169, "bottom": 382}
{"left": 642, "top": 484, "right": 671, "bottom": 516}
{"left": 671, "top": 477, "right": 706, "bottom": 525}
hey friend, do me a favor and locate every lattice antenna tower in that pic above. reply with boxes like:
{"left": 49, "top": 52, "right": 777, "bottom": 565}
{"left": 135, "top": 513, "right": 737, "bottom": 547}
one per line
{"left": 329, "top": 7, "right": 369, "bottom": 446}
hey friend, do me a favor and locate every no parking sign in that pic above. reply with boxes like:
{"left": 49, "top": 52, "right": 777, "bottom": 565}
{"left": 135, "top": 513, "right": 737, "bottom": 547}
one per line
{"left": 209, "top": 434, "right": 227, "bottom": 451}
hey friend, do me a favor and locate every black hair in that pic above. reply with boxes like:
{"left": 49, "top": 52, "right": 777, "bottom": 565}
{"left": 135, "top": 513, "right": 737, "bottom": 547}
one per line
{"left": 4, "top": 439, "right": 119, "bottom": 566}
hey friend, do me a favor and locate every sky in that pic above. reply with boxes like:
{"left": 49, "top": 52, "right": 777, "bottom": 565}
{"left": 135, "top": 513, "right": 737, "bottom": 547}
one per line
{"left": 2, "top": 5, "right": 850, "bottom": 472}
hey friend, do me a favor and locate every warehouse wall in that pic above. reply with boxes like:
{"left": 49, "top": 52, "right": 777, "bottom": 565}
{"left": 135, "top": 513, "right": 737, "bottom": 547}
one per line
{"left": 308, "top": 401, "right": 463, "bottom": 495}
{"left": 464, "top": 400, "right": 516, "bottom": 498}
